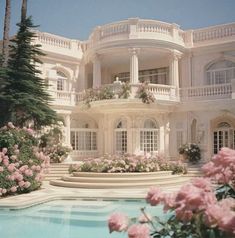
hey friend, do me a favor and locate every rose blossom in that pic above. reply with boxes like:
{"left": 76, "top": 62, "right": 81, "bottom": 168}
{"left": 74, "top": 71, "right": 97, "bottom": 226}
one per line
{"left": 24, "top": 181, "right": 31, "bottom": 188}
{"left": 146, "top": 187, "right": 164, "bottom": 206}
{"left": 108, "top": 212, "right": 129, "bottom": 233}
{"left": 127, "top": 224, "right": 150, "bottom": 238}
{"left": 10, "top": 186, "right": 17, "bottom": 193}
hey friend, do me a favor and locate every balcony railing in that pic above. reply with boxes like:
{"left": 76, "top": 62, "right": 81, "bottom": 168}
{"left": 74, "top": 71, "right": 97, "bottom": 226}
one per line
{"left": 87, "top": 18, "right": 185, "bottom": 50}
{"left": 33, "top": 31, "right": 81, "bottom": 57}
{"left": 192, "top": 23, "right": 235, "bottom": 44}
{"left": 180, "top": 83, "right": 232, "bottom": 101}
{"left": 86, "top": 20, "right": 235, "bottom": 51}
{"left": 48, "top": 82, "right": 233, "bottom": 107}
{"left": 49, "top": 90, "right": 77, "bottom": 106}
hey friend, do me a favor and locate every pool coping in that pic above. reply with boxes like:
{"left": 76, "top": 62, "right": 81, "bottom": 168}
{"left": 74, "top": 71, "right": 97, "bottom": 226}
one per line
{"left": 0, "top": 182, "right": 148, "bottom": 209}
{"left": 0, "top": 182, "right": 181, "bottom": 210}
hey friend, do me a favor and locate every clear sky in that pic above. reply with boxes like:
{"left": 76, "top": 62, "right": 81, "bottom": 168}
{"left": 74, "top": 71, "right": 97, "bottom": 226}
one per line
{"left": 1, "top": 0, "right": 235, "bottom": 40}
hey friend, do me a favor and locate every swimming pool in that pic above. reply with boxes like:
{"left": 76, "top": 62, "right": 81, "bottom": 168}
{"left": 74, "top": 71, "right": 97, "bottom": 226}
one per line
{"left": 0, "top": 199, "right": 166, "bottom": 238}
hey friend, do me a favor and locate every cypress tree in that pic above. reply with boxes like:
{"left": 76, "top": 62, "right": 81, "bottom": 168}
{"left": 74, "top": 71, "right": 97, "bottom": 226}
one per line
{"left": 2, "top": 15, "right": 58, "bottom": 128}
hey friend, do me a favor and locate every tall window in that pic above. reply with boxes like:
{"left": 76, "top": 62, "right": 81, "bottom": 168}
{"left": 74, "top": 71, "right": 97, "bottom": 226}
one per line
{"left": 176, "top": 130, "right": 183, "bottom": 150}
{"left": 57, "top": 71, "right": 67, "bottom": 91}
{"left": 206, "top": 60, "right": 235, "bottom": 85}
{"left": 140, "top": 119, "right": 159, "bottom": 153}
{"left": 115, "top": 120, "right": 127, "bottom": 154}
{"left": 213, "top": 122, "right": 235, "bottom": 154}
{"left": 71, "top": 123, "right": 97, "bottom": 151}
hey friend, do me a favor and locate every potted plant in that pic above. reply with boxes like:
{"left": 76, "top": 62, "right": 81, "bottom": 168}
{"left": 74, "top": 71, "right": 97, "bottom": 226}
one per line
{"left": 178, "top": 143, "right": 201, "bottom": 163}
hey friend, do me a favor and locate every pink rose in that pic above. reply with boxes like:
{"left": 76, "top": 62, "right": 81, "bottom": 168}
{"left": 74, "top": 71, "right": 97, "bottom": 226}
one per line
{"left": 2, "top": 148, "right": 8, "bottom": 154}
{"left": 146, "top": 187, "right": 164, "bottom": 206}
{"left": 18, "top": 181, "right": 25, "bottom": 187}
{"left": 10, "top": 186, "right": 17, "bottom": 193}
{"left": 24, "top": 181, "right": 31, "bottom": 188}
{"left": 128, "top": 224, "right": 150, "bottom": 238}
{"left": 108, "top": 212, "right": 129, "bottom": 233}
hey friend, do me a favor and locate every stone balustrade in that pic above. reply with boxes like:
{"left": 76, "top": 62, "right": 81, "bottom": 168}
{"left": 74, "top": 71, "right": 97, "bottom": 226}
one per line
{"left": 31, "top": 21, "right": 235, "bottom": 55}
{"left": 48, "top": 82, "right": 233, "bottom": 107}
{"left": 180, "top": 83, "right": 232, "bottom": 101}
{"left": 193, "top": 23, "right": 235, "bottom": 44}
{"left": 86, "top": 20, "right": 235, "bottom": 50}
{"left": 33, "top": 31, "right": 81, "bottom": 58}
{"left": 87, "top": 18, "right": 185, "bottom": 50}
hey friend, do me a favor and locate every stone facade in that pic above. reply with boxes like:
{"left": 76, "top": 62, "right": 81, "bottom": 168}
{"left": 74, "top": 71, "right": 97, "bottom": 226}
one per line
{"left": 34, "top": 18, "right": 235, "bottom": 161}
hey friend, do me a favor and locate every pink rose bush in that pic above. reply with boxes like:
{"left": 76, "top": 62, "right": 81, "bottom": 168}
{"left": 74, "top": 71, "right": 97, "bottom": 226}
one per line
{"left": 69, "top": 154, "right": 186, "bottom": 174}
{"left": 108, "top": 147, "right": 235, "bottom": 238}
{"left": 0, "top": 123, "right": 49, "bottom": 196}
{"left": 202, "top": 147, "right": 235, "bottom": 200}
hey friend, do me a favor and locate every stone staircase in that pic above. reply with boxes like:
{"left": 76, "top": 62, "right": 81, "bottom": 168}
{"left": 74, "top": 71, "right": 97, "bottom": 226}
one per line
{"left": 46, "top": 161, "right": 206, "bottom": 188}
{"left": 44, "top": 163, "right": 70, "bottom": 181}
{"left": 50, "top": 171, "right": 192, "bottom": 189}
{"left": 184, "top": 162, "right": 205, "bottom": 178}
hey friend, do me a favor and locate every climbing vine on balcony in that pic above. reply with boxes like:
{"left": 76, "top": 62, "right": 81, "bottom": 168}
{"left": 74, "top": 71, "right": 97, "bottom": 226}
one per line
{"left": 137, "top": 81, "right": 155, "bottom": 104}
{"left": 83, "top": 86, "right": 115, "bottom": 108}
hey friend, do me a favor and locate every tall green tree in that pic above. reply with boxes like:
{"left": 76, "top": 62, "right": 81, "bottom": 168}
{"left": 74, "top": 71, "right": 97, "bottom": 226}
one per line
{"left": 0, "top": 0, "right": 58, "bottom": 128}
{"left": 0, "top": 0, "right": 11, "bottom": 124}
{"left": 2, "top": 0, "right": 11, "bottom": 67}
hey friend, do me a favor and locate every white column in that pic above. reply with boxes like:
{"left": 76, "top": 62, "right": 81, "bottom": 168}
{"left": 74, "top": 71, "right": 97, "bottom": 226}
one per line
{"left": 169, "top": 50, "right": 181, "bottom": 88}
{"left": 130, "top": 48, "right": 139, "bottom": 84}
{"left": 78, "top": 62, "right": 86, "bottom": 91}
{"left": 92, "top": 54, "right": 101, "bottom": 88}
{"left": 65, "top": 114, "right": 71, "bottom": 146}
{"left": 164, "top": 114, "right": 170, "bottom": 158}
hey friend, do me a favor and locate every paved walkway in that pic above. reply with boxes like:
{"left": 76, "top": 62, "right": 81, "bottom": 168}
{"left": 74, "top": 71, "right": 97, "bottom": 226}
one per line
{"left": 0, "top": 181, "right": 182, "bottom": 209}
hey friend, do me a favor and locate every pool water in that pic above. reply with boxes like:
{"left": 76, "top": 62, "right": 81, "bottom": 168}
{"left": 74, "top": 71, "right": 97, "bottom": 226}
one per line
{"left": 0, "top": 199, "right": 166, "bottom": 238}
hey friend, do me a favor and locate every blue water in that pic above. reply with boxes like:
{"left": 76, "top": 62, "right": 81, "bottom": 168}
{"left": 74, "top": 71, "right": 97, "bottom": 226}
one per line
{"left": 0, "top": 199, "right": 166, "bottom": 238}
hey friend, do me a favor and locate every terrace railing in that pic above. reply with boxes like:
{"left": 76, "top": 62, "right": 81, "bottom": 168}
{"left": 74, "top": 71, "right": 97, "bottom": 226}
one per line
{"left": 48, "top": 82, "right": 233, "bottom": 107}
{"left": 180, "top": 83, "right": 232, "bottom": 101}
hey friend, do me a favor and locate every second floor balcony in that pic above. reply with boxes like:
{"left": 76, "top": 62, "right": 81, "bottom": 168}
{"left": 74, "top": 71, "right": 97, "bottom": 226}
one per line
{"left": 49, "top": 80, "right": 234, "bottom": 108}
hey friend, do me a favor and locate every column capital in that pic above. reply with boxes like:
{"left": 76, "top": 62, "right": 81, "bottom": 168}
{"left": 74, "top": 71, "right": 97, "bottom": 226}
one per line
{"left": 169, "top": 50, "right": 182, "bottom": 61}
{"left": 129, "top": 48, "right": 140, "bottom": 56}
{"left": 91, "top": 53, "right": 101, "bottom": 62}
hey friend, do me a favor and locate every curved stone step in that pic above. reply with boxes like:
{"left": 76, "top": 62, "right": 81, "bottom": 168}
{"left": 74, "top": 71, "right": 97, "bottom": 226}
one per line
{"left": 50, "top": 177, "right": 190, "bottom": 189}
{"left": 62, "top": 174, "right": 183, "bottom": 183}
{"left": 73, "top": 171, "right": 172, "bottom": 178}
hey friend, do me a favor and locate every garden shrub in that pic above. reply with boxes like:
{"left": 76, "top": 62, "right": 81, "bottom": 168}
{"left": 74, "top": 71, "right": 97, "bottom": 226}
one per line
{"left": 0, "top": 123, "right": 49, "bottom": 196}
{"left": 39, "top": 124, "right": 71, "bottom": 163}
{"left": 69, "top": 154, "right": 187, "bottom": 174}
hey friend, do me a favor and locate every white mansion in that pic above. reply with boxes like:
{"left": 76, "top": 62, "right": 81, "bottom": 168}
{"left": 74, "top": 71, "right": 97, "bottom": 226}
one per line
{"left": 34, "top": 18, "right": 235, "bottom": 161}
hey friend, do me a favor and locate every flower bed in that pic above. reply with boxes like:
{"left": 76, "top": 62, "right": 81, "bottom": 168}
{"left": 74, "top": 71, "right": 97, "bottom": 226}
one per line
{"left": 69, "top": 154, "right": 187, "bottom": 174}
{"left": 0, "top": 123, "right": 49, "bottom": 197}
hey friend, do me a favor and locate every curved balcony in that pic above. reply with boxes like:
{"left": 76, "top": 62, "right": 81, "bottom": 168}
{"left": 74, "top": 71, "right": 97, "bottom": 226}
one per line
{"left": 48, "top": 81, "right": 234, "bottom": 108}
{"left": 85, "top": 18, "right": 186, "bottom": 52}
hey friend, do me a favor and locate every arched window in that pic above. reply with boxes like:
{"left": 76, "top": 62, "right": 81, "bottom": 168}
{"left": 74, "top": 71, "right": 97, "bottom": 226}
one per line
{"left": 140, "top": 119, "right": 159, "bottom": 153}
{"left": 206, "top": 60, "right": 235, "bottom": 85}
{"left": 57, "top": 71, "right": 67, "bottom": 91}
{"left": 213, "top": 122, "right": 235, "bottom": 154}
{"left": 115, "top": 120, "right": 127, "bottom": 154}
